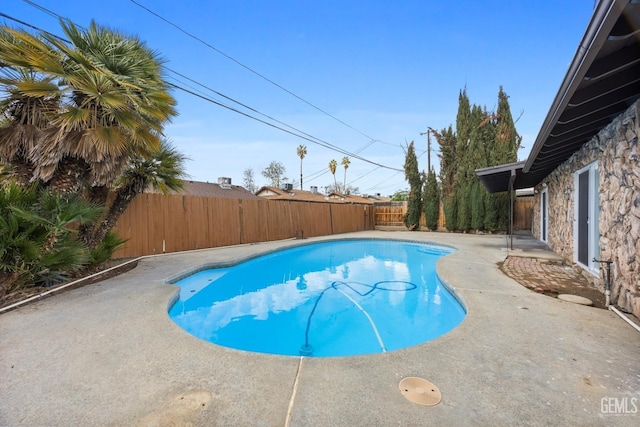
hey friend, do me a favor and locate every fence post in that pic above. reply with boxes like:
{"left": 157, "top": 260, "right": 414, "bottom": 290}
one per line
{"left": 238, "top": 199, "right": 244, "bottom": 244}
{"left": 329, "top": 204, "right": 334, "bottom": 234}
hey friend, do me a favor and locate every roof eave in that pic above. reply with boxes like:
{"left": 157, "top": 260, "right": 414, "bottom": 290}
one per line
{"left": 524, "top": 0, "right": 624, "bottom": 173}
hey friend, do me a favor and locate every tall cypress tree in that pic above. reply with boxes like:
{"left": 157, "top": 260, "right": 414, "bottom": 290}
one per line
{"left": 456, "top": 171, "right": 471, "bottom": 231}
{"left": 495, "top": 86, "right": 520, "bottom": 164}
{"left": 477, "top": 107, "right": 498, "bottom": 231}
{"left": 468, "top": 105, "right": 487, "bottom": 230}
{"left": 455, "top": 89, "right": 472, "bottom": 231}
{"left": 403, "top": 141, "right": 422, "bottom": 230}
{"left": 493, "top": 86, "right": 521, "bottom": 231}
{"left": 456, "top": 88, "right": 472, "bottom": 151}
{"left": 435, "top": 86, "right": 521, "bottom": 233}
{"left": 433, "top": 126, "right": 457, "bottom": 231}
{"left": 422, "top": 167, "right": 440, "bottom": 230}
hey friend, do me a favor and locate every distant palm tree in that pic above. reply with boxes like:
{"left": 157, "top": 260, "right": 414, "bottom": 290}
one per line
{"left": 329, "top": 159, "right": 338, "bottom": 192}
{"left": 341, "top": 156, "right": 350, "bottom": 194}
{"left": 296, "top": 145, "right": 307, "bottom": 190}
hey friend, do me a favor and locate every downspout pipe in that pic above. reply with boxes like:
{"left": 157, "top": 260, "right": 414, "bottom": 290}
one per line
{"left": 590, "top": 258, "right": 640, "bottom": 334}
{"left": 593, "top": 258, "right": 612, "bottom": 307}
{"left": 609, "top": 306, "right": 640, "bottom": 334}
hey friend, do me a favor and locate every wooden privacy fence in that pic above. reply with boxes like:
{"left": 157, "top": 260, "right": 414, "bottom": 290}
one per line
{"left": 513, "top": 196, "right": 534, "bottom": 231}
{"left": 112, "top": 194, "right": 374, "bottom": 258}
{"left": 374, "top": 202, "right": 406, "bottom": 226}
{"left": 374, "top": 202, "right": 446, "bottom": 230}
{"left": 373, "top": 198, "right": 532, "bottom": 231}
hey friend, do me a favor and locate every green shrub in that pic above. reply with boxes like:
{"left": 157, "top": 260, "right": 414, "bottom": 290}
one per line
{"left": 89, "top": 231, "right": 128, "bottom": 268}
{"left": 0, "top": 183, "right": 102, "bottom": 296}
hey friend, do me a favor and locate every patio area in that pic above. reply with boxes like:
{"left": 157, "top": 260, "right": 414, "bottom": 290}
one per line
{"left": 1, "top": 231, "right": 639, "bottom": 426}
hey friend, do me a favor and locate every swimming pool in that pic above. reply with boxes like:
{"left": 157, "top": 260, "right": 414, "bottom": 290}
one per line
{"left": 169, "top": 239, "right": 466, "bottom": 357}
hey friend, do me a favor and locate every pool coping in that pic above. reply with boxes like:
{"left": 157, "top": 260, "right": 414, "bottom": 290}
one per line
{"left": 1, "top": 231, "right": 639, "bottom": 426}
{"left": 163, "top": 236, "right": 458, "bottom": 283}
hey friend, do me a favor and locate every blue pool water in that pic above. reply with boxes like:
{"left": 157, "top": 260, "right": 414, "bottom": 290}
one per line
{"left": 169, "top": 239, "right": 466, "bottom": 357}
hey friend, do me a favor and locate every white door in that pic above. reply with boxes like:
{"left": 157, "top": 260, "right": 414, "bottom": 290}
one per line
{"left": 540, "top": 188, "right": 548, "bottom": 243}
{"left": 574, "top": 163, "right": 599, "bottom": 272}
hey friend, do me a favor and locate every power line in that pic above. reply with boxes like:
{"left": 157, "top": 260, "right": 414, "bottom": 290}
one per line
{"left": 19, "top": 0, "right": 408, "bottom": 180}
{"left": 168, "top": 82, "right": 402, "bottom": 171}
{"left": 21, "top": 0, "right": 62, "bottom": 21}
{"left": 303, "top": 169, "right": 330, "bottom": 182}
{"left": 9, "top": 3, "right": 403, "bottom": 172}
{"left": 300, "top": 138, "right": 385, "bottom": 185}
{"left": 0, "top": 11, "right": 63, "bottom": 42}
{"left": 348, "top": 167, "right": 381, "bottom": 185}
{"left": 128, "top": 0, "right": 386, "bottom": 145}
{"left": 164, "top": 72, "right": 401, "bottom": 170}
{"left": 166, "top": 68, "right": 355, "bottom": 156}
{"left": 166, "top": 69, "right": 403, "bottom": 181}
{"left": 362, "top": 170, "right": 404, "bottom": 192}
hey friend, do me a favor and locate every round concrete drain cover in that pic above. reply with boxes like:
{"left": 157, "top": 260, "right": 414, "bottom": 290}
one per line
{"left": 399, "top": 377, "right": 441, "bottom": 406}
{"left": 558, "top": 294, "right": 593, "bottom": 306}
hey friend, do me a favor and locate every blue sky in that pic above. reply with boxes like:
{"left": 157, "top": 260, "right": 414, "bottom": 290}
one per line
{"left": 3, "top": 1, "right": 594, "bottom": 195}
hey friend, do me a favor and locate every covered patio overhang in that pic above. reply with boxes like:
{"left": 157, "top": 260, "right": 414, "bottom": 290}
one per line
{"left": 476, "top": 161, "right": 532, "bottom": 194}
{"left": 475, "top": 162, "right": 530, "bottom": 249}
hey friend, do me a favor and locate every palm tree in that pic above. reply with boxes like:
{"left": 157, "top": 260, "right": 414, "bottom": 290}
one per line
{"left": 0, "top": 68, "right": 61, "bottom": 187}
{"left": 341, "top": 156, "right": 350, "bottom": 194}
{"left": 0, "top": 21, "right": 177, "bottom": 194}
{"left": 328, "top": 159, "right": 338, "bottom": 192}
{"left": 296, "top": 144, "right": 307, "bottom": 190}
{"left": 85, "top": 139, "right": 187, "bottom": 248}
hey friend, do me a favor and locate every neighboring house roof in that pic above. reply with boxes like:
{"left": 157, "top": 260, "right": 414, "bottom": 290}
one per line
{"left": 256, "top": 186, "right": 373, "bottom": 205}
{"left": 478, "top": 0, "right": 640, "bottom": 193}
{"left": 364, "top": 194, "right": 392, "bottom": 203}
{"left": 326, "top": 192, "right": 374, "bottom": 205}
{"left": 146, "top": 180, "right": 262, "bottom": 200}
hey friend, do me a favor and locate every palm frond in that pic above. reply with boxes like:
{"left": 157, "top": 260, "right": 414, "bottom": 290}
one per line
{"left": 88, "top": 230, "right": 127, "bottom": 266}
{"left": 1, "top": 19, "right": 177, "bottom": 191}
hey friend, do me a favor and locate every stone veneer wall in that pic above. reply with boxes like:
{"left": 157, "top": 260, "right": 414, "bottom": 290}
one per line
{"left": 532, "top": 100, "right": 640, "bottom": 318}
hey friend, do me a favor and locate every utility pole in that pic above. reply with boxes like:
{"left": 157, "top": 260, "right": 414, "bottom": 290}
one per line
{"left": 420, "top": 130, "right": 431, "bottom": 171}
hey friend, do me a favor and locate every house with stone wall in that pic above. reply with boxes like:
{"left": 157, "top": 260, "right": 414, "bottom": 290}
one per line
{"left": 476, "top": 0, "right": 639, "bottom": 318}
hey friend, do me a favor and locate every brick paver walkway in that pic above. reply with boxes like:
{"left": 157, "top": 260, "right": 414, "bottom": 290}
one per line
{"left": 501, "top": 256, "right": 606, "bottom": 308}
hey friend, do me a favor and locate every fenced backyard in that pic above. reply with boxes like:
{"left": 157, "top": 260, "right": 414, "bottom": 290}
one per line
{"left": 112, "top": 194, "right": 374, "bottom": 258}
{"left": 374, "top": 202, "right": 447, "bottom": 229}
{"left": 512, "top": 196, "right": 534, "bottom": 231}
{"left": 111, "top": 194, "right": 534, "bottom": 258}
{"left": 372, "top": 197, "right": 534, "bottom": 232}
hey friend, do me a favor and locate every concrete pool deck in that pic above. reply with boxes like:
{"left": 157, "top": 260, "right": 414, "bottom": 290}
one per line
{"left": 1, "top": 231, "right": 639, "bottom": 426}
